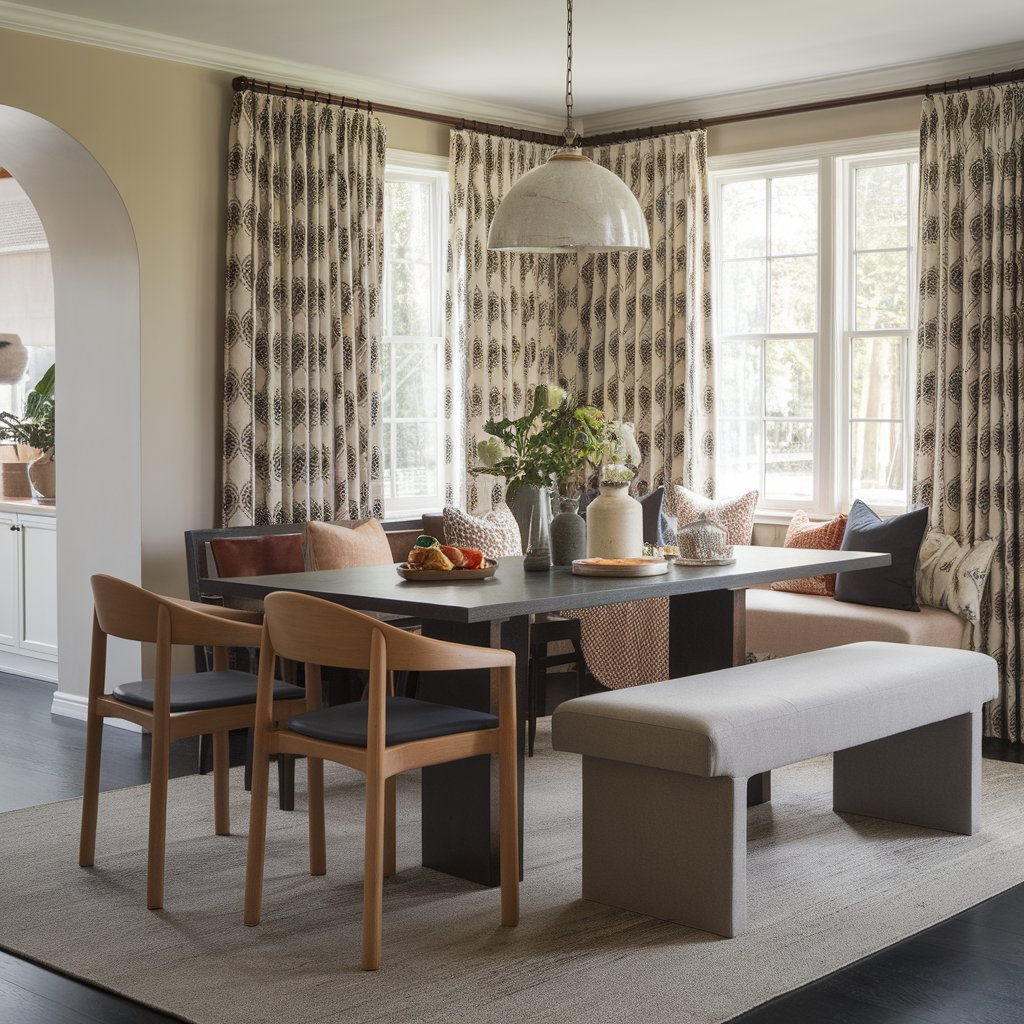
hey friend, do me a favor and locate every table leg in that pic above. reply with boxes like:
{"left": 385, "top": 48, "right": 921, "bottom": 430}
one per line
{"left": 668, "top": 589, "right": 771, "bottom": 807}
{"left": 416, "top": 616, "right": 529, "bottom": 887}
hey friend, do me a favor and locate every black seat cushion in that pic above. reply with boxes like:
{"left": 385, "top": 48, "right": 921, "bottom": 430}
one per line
{"left": 287, "top": 696, "right": 497, "bottom": 747}
{"left": 113, "top": 670, "right": 305, "bottom": 712}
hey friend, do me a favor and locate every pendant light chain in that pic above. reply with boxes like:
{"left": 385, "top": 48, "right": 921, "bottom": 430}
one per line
{"left": 564, "top": 0, "right": 577, "bottom": 146}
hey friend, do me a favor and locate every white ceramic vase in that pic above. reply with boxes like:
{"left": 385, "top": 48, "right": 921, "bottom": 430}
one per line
{"left": 585, "top": 482, "right": 643, "bottom": 558}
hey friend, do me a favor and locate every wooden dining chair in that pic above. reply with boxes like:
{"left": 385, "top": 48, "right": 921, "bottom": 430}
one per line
{"left": 79, "top": 574, "right": 308, "bottom": 910}
{"left": 244, "top": 592, "right": 519, "bottom": 971}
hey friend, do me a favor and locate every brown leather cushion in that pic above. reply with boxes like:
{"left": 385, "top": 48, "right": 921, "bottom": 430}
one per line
{"left": 421, "top": 513, "right": 448, "bottom": 544}
{"left": 210, "top": 534, "right": 304, "bottom": 578}
{"left": 303, "top": 519, "right": 394, "bottom": 570}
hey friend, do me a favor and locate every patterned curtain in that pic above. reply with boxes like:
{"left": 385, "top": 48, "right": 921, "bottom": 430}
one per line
{"left": 914, "top": 85, "right": 1024, "bottom": 740}
{"left": 579, "top": 134, "right": 715, "bottom": 498}
{"left": 446, "top": 128, "right": 714, "bottom": 511}
{"left": 446, "top": 129, "right": 558, "bottom": 511}
{"left": 223, "top": 89, "right": 387, "bottom": 525}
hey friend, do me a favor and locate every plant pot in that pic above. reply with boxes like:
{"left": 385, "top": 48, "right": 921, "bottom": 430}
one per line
{"left": 28, "top": 449, "right": 55, "bottom": 504}
{"left": 550, "top": 497, "right": 587, "bottom": 565}
{"left": 507, "top": 485, "right": 552, "bottom": 571}
{"left": 1, "top": 461, "right": 31, "bottom": 499}
{"left": 585, "top": 481, "right": 643, "bottom": 558}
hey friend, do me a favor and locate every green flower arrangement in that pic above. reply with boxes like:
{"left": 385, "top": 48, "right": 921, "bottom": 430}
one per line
{"left": 472, "top": 385, "right": 609, "bottom": 499}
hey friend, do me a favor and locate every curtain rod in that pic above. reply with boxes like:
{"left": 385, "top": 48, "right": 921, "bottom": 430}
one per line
{"left": 234, "top": 65, "right": 1024, "bottom": 149}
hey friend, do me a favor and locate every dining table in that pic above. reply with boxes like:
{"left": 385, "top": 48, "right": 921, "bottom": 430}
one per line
{"left": 200, "top": 544, "right": 890, "bottom": 887}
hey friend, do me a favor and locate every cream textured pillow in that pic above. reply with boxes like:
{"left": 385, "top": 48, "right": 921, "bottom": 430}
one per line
{"left": 443, "top": 504, "right": 523, "bottom": 558}
{"left": 674, "top": 486, "right": 759, "bottom": 545}
{"left": 916, "top": 531, "right": 996, "bottom": 623}
{"left": 303, "top": 519, "right": 394, "bottom": 570}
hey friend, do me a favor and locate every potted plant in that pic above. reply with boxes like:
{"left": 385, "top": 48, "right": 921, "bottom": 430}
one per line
{"left": 471, "top": 385, "right": 608, "bottom": 566}
{"left": 0, "top": 363, "right": 55, "bottom": 503}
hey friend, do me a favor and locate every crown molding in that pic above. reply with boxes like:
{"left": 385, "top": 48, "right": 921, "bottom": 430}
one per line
{"left": 583, "top": 40, "right": 1024, "bottom": 134}
{"left": 0, "top": 0, "right": 569, "bottom": 134}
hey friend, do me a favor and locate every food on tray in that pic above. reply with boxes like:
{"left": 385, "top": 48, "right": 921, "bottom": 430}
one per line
{"left": 405, "top": 535, "right": 487, "bottom": 572}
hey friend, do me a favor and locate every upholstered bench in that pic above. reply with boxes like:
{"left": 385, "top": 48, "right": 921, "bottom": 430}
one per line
{"left": 746, "top": 588, "right": 965, "bottom": 660}
{"left": 551, "top": 642, "right": 997, "bottom": 938}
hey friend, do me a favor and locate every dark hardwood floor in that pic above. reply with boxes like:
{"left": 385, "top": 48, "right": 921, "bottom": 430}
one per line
{"left": 1, "top": 671, "right": 1023, "bottom": 1024}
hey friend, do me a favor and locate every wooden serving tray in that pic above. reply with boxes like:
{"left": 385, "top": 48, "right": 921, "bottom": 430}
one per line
{"left": 396, "top": 558, "right": 498, "bottom": 582}
{"left": 571, "top": 557, "right": 669, "bottom": 578}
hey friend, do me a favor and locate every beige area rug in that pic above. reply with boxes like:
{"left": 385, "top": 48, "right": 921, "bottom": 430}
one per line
{"left": 2, "top": 727, "right": 1024, "bottom": 1024}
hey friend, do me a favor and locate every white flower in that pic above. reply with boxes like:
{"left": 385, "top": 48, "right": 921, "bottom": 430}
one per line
{"left": 606, "top": 421, "right": 642, "bottom": 467}
{"left": 476, "top": 437, "right": 507, "bottom": 469}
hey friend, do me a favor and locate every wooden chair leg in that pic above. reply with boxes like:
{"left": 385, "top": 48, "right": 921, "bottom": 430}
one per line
{"left": 147, "top": 726, "right": 170, "bottom": 911}
{"left": 499, "top": 668, "right": 520, "bottom": 927}
{"left": 383, "top": 775, "right": 397, "bottom": 879}
{"left": 277, "top": 754, "right": 296, "bottom": 811}
{"left": 308, "top": 756, "right": 326, "bottom": 876}
{"left": 243, "top": 726, "right": 273, "bottom": 926}
{"left": 213, "top": 731, "right": 230, "bottom": 836}
{"left": 78, "top": 710, "right": 104, "bottom": 867}
{"left": 244, "top": 728, "right": 254, "bottom": 792}
{"left": 361, "top": 768, "right": 386, "bottom": 971}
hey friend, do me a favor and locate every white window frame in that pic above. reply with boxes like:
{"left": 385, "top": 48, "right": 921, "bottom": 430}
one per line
{"left": 710, "top": 132, "right": 918, "bottom": 521}
{"left": 381, "top": 151, "right": 449, "bottom": 518}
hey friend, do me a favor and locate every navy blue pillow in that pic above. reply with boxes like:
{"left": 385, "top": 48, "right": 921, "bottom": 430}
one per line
{"left": 833, "top": 499, "right": 928, "bottom": 612}
{"left": 579, "top": 485, "right": 665, "bottom": 545}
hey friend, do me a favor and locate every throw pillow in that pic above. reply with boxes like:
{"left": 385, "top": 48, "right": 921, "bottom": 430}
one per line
{"left": 210, "top": 534, "right": 304, "bottom": 578}
{"left": 443, "top": 504, "right": 523, "bottom": 558}
{"left": 674, "top": 485, "right": 759, "bottom": 545}
{"left": 833, "top": 500, "right": 928, "bottom": 612}
{"left": 917, "top": 531, "right": 997, "bottom": 623}
{"left": 303, "top": 519, "right": 394, "bottom": 571}
{"left": 770, "top": 511, "right": 848, "bottom": 596}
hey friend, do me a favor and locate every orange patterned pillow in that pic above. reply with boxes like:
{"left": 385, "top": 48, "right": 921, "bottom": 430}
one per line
{"left": 770, "top": 511, "right": 848, "bottom": 596}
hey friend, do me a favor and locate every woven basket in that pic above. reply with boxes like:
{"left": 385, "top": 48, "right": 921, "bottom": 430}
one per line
{"left": 1, "top": 462, "right": 31, "bottom": 499}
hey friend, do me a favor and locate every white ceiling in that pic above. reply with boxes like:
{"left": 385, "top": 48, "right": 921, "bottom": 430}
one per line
{"left": 8, "top": 0, "right": 1024, "bottom": 122}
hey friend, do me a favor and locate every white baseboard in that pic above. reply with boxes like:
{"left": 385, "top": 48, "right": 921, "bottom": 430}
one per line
{"left": 0, "top": 648, "right": 58, "bottom": 683}
{"left": 50, "top": 690, "right": 142, "bottom": 733}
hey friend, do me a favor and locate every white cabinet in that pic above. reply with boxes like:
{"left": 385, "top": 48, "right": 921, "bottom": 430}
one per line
{"left": 0, "top": 508, "right": 57, "bottom": 676}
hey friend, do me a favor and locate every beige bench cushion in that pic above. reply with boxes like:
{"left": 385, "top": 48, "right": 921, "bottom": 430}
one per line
{"left": 552, "top": 642, "right": 997, "bottom": 780}
{"left": 746, "top": 588, "right": 964, "bottom": 660}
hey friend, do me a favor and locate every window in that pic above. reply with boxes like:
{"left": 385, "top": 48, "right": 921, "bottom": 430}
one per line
{"left": 382, "top": 158, "right": 448, "bottom": 515}
{"left": 712, "top": 140, "right": 918, "bottom": 516}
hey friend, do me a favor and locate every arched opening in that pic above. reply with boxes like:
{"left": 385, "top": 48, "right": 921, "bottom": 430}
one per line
{"left": 0, "top": 105, "right": 141, "bottom": 709}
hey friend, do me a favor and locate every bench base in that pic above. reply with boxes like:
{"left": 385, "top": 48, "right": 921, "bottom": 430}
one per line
{"left": 580, "top": 712, "right": 981, "bottom": 937}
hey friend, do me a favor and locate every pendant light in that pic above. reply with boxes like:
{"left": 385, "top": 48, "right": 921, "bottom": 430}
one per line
{"left": 487, "top": 0, "right": 650, "bottom": 253}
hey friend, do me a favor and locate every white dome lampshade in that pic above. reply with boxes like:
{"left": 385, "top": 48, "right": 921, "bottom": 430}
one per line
{"left": 0, "top": 334, "right": 28, "bottom": 385}
{"left": 487, "top": 151, "right": 650, "bottom": 253}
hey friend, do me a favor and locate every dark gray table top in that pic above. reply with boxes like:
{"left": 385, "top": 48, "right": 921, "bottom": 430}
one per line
{"left": 200, "top": 546, "right": 890, "bottom": 624}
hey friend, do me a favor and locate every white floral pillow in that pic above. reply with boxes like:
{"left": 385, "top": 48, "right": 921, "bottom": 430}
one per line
{"left": 442, "top": 504, "right": 523, "bottom": 558}
{"left": 674, "top": 486, "right": 759, "bottom": 545}
{"left": 916, "top": 531, "right": 996, "bottom": 623}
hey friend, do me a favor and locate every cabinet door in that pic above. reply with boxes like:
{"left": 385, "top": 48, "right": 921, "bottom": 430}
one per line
{"left": 0, "top": 514, "right": 18, "bottom": 647}
{"left": 19, "top": 515, "right": 57, "bottom": 656}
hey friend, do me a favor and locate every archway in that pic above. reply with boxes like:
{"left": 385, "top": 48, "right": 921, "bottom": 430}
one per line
{"left": 0, "top": 105, "right": 141, "bottom": 710}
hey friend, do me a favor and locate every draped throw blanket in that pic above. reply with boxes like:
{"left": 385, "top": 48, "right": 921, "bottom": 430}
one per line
{"left": 223, "top": 89, "right": 387, "bottom": 526}
{"left": 447, "top": 128, "right": 715, "bottom": 512}
{"left": 914, "top": 85, "right": 1024, "bottom": 740}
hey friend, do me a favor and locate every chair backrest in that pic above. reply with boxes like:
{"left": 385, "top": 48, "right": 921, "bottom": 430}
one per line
{"left": 91, "top": 574, "right": 262, "bottom": 648}
{"left": 263, "top": 591, "right": 514, "bottom": 675}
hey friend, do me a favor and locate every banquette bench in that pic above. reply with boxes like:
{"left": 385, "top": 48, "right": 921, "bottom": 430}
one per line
{"left": 552, "top": 641, "right": 997, "bottom": 938}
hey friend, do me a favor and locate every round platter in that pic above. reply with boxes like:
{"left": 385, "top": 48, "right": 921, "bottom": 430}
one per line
{"left": 396, "top": 558, "right": 497, "bottom": 582}
{"left": 572, "top": 557, "right": 670, "bottom": 578}
{"left": 673, "top": 556, "right": 737, "bottom": 567}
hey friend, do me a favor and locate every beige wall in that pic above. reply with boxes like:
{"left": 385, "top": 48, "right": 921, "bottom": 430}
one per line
{"left": 707, "top": 95, "right": 920, "bottom": 155}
